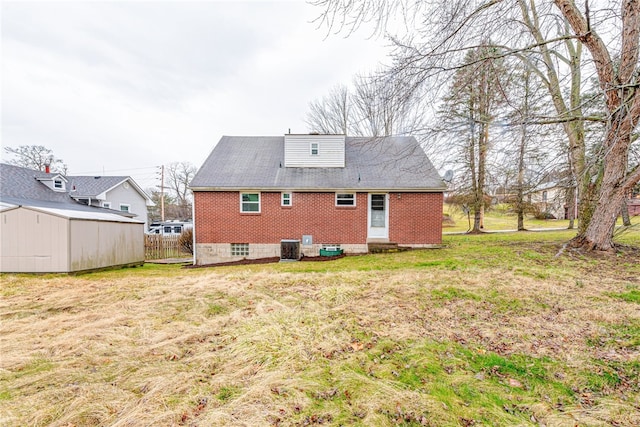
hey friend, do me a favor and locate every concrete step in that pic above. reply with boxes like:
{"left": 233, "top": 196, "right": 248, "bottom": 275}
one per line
{"left": 367, "top": 242, "right": 409, "bottom": 254}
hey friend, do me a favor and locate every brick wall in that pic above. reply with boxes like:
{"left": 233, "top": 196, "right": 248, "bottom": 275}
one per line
{"left": 389, "top": 192, "right": 443, "bottom": 244}
{"left": 194, "top": 191, "right": 442, "bottom": 246}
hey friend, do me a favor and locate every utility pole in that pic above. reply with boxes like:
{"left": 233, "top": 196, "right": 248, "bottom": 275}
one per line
{"left": 160, "top": 164, "right": 165, "bottom": 222}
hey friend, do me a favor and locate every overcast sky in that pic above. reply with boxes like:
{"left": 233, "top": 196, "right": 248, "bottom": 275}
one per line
{"left": 1, "top": 0, "right": 391, "bottom": 190}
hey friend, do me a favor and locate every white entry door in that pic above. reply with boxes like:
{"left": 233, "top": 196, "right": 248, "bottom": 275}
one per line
{"left": 368, "top": 193, "right": 389, "bottom": 239}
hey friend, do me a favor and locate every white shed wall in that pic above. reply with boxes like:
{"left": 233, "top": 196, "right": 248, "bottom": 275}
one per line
{"left": 284, "top": 135, "right": 345, "bottom": 167}
{"left": 69, "top": 220, "right": 144, "bottom": 271}
{"left": 0, "top": 208, "right": 69, "bottom": 273}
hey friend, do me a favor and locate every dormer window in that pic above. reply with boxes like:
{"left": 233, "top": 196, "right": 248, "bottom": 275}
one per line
{"left": 284, "top": 134, "right": 345, "bottom": 167}
{"left": 37, "top": 174, "right": 67, "bottom": 192}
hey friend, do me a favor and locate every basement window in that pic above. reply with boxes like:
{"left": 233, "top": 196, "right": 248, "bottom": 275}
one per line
{"left": 335, "top": 193, "right": 356, "bottom": 206}
{"left": 231, "top": 243, "right": 249, "bottom": 256}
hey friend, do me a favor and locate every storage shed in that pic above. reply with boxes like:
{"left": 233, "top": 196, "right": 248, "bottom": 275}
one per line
{"left": 0, "top": 204, "right": 144, "bottom": 273}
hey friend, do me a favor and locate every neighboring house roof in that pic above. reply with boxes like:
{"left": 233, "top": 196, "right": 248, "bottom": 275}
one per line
{"left": 68, "top": 176, "right": 154, "bottom": 206}
{"left": 1, "top": 163, "right": 76, "bottom": 205}
{"left": 190, "top": 136, "right": 446, "bottom": 191}
{"left": 0, "top": 163, "right": 143, "bottom": 220}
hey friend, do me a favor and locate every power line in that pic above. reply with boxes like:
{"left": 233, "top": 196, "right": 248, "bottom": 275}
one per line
{"left": 72, "top": 166, "right": 159, "bottom": 174}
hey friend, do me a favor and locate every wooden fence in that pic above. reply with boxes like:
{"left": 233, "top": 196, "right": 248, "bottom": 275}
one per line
{"left": 145, "top": 235, "right": 188, "bottom": 260}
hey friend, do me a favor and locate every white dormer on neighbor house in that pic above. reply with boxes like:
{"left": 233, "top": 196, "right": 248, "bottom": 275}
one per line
{"left": 35, "top": 174, "right": 68, "bottom": 192}
{"left": 284, "top": 134, "right": 346, "bottom": 167}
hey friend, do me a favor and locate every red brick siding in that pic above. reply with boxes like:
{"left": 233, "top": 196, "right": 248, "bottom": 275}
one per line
{"left": 194, "top": 191, "right": 442, "bottom": 245}
{"left": 388, "top": 192, "right": 443, "bottom": 244}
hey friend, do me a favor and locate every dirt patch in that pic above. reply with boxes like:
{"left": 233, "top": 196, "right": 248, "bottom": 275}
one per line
{"left": 184, "top": 254, "right": 347, "bottom": 268}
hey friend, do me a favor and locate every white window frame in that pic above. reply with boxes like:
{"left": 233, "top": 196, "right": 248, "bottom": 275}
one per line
{"left": 310, "top": 142, "right": 319, "bottom": 156}
{"left": 240, "top": 192, "right": 261, "bottom": 213}
{"left": 119, "top": 203, "right": 131, "bottom": 213}
{"left": 281, "top": 192, "right": 292, "bottom": 207}
{"left": 102, "top": 202, "right": 111, "bottom": 209}
{"left": 54, "top": 179, "right": 64, "bottom": 189}
{"left": 335, "top": 192, "right": 356, "bottom": 207}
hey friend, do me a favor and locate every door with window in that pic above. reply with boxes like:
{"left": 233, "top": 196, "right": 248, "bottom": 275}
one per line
{"left": 368, "top": 193, "right": 389, "bottom": 239}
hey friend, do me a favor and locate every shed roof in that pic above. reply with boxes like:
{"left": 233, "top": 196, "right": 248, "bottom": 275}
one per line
{"left": 190, "top": 136, "right": 446, "bottom": 191}
{"left": 0, "top": 203, "right": 143, "bottom": 223}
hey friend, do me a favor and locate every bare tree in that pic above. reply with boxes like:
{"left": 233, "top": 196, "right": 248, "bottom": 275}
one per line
{"left": 313, "top": 0, "right": 640, "bottom": 251}
{"left": 3, "top": 145, "right": 66, "bottom": 173}
{"left": 439, "top": 44, "right": 509, "bottom": 233}
{"left": 558, "top": 0, "right": 640, "bottom": 250}
{"left": 165, "top": 162, "right": 197, "bottom": 207}
{"left": 306, "top": 84, "right": 350, "bottom": 134}
{"left": 305, "top": 70, "right": 425, "bottom": 137}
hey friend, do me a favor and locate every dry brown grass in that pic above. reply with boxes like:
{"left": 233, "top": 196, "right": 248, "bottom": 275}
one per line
{"left": 1, "top": 234, "right": 639, "bottom": 426}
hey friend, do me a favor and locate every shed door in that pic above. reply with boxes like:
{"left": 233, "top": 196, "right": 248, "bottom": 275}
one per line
{"left": 368, "top": 193, "right": 389, "bottom": 239}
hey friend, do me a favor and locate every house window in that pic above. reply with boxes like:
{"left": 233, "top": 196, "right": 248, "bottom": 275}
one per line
{"left": 231, "top": 243, "right": 249, "bottom": 256}
{"left": 310, "top": 142, "right": 319, "bottom": 156}
{"left": 54, "top": 179, "right": 63, "bottom": 189}
{"left": 241, "top": 192, "right": 260, "bottom": 213}
{"left": 336, "top": 193, "right": 356, "bottom": 206}
{"left": 102, "top": 202, "right": 111, "bottom": 209}
{"left": 173, "top": 226, "right": 182, "bottom": 233}
{"left": 120, "top": 204, "right": 130, "bottom": 213}
{"left": 281, "top": 192, "right": 292, "bottom": 206}
{"left": 542, "top": 191, "right": 548, "bottom": 202}
{"left": 164, "top": 226, "right": 172, "bottom": 233}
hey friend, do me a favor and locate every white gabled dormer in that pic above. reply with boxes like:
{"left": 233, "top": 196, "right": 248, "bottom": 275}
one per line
{"left": 284, "top": 134, "right": 345, "bottom": 167}
{"left": 36, "top": 174, "right": 68, "bottom": 192}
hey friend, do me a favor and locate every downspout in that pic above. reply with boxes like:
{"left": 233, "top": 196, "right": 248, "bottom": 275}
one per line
{"left": 192, "top": 195, "right": 196, "bottom": 266}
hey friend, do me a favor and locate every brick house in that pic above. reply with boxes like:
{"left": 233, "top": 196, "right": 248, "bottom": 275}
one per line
{"left": 190, "top": 134, "right": 446, "bottom": 264}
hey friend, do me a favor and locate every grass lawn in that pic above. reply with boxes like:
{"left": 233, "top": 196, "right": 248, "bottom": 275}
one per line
{"left": 1, "top": 229, "right": 639, "bottom": 426}
{"left": 442, "top": 204, "right": 640, "bottom": 233}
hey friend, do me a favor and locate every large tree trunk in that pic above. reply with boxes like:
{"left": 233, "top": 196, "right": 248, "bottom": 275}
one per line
{"left": 570, "top": 128, "right": 638, "bottom": 250}
{"left": 558, "top": 0, "right": 640, "bottom": 250}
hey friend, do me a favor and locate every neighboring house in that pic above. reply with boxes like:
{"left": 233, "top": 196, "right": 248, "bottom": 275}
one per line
{"left": 190, "top": 134, "right": 446, "bottom": 264}
{"left": 67, "top": 175, "right": 154, "bottom": 230}
{"left": 0, "top": 163, "right": 144, "bottom": 273}
{"left": 528, "top": 182, "right": 566, "bottom": 219}
{"left": 628, "top": 196, "right": 640, "bottom": 216}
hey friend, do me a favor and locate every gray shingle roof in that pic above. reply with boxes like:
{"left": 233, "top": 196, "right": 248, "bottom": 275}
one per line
{"left": 1, "top": 163, "right": 73, "bottom": 204}
{"left": 190, "top": 136, "right": 446, "bottom": 191}
{"left": 67, "top": 176, "right": 129, "bottom": 198}
{"left": 0, "top": 163, "right": 137, "bottom": 218}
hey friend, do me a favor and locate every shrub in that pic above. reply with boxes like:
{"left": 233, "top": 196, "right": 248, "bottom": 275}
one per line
{"left": 179, "top": 229, "right": 193, "bottom": 254}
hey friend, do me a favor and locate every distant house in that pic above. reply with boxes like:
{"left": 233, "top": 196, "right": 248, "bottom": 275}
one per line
{"left": 0, "top": 163, "right": 145, "bottom": 273}
{"left": 190, "top": 134, "right": 446, "bottom": 264}
{"left": 67, "top": 175, "right": 154, "bottom": 230}
{"left": 528, "top": 182, "right": 567, "bottom": 219}
{"left": 628, "top": 193, "right": 640, "bottom": 216}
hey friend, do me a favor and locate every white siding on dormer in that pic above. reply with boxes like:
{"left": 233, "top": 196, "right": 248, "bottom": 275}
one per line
{"left": 284, "top": 134, "right": 345, "bottom": 167}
